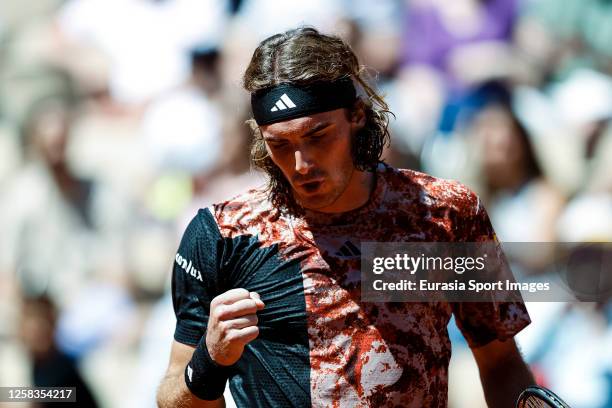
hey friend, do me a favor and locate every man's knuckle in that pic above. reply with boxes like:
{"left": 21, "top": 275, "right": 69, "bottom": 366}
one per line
{"left": 225, "top": 330, "right": 239, "bottom": 343}
{"left": 244, "top": 300, "right": 257, "bottom": 312}
{"left": 229, "top": 288, "right": 249, "bottom": 299}
{"left": 217, "top": 320, "right": 229, "bottom": 333}
{"left": 213, "top": 305, "right": 228, "bottom": 320}
{"left": 210, "top": 296, "right": 220, "bottom": 308}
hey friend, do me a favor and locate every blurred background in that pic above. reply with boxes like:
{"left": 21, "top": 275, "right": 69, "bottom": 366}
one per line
{"left": 0, "top": 0, "right": 611, "bottom": 407}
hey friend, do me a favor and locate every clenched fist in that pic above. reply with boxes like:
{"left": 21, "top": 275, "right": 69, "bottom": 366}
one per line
{"left": 206, "top": 288, "right": 265, "bottom": 366}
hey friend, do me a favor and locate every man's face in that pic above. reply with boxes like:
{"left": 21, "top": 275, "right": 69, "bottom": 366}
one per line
{"left": 260, "top": 108, "right": 365, "bottom": 212}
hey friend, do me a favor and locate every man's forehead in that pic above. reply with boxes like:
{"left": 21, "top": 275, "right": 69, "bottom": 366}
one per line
{"left": 260, "top": 110, "right": 340, "bottom": 139}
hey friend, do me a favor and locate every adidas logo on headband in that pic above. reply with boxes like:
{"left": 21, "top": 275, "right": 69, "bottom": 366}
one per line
{"left": 270, "top": 94, "right": 297, "bottom": 112}
{"left": 251, "top": 78, "right": 356, "bottom": 125}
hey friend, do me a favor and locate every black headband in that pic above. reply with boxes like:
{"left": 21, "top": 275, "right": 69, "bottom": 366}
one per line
{"left": 251, "top": 78, "right": 357, "bottom": 125}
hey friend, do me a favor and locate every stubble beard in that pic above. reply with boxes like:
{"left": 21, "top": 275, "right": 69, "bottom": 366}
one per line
{"left": 292, "top": 160, "right": 355, "bottom": 212}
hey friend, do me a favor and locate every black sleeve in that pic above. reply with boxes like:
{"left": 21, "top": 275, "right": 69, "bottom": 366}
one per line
{"left": 172, "top": 208, "right": 225, "bottom": 346}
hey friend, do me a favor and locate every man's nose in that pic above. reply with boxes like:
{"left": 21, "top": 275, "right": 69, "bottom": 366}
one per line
{"left": 294, "top": 149, "right": 313, "bottom": 174}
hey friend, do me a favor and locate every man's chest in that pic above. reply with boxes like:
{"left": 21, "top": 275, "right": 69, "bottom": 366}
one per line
{"left": 217, "top": 229, "right": 452, "bottom": 342}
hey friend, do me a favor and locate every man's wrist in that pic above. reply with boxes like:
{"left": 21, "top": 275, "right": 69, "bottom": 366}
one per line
{"left": 185, "top": 335, "right": 232, "bottom": 401}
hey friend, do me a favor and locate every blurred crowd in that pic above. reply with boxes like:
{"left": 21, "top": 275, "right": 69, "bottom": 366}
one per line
{"left": 0, "top": 0, "right": 611, "bottom": 407}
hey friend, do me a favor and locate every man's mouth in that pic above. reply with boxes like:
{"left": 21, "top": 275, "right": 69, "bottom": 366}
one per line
{"left": 298, "top": 179, "right": 324, "bottom": 193}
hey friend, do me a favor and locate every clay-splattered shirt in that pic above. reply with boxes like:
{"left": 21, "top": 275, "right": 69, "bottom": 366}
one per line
{"left": 171, "top": 164, "right": 530, "bottom": 407}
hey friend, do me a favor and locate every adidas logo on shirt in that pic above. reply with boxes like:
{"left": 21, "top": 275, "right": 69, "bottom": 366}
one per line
{"left": 335, "top": 241, "right": 361, "bottom": 258}
{"left": 270, "top": 93, "right": 297, "bottom": 112}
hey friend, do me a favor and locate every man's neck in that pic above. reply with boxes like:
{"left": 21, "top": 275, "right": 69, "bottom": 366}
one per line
{"left": 311, "top": 169, "right": 376, "bottom": 214}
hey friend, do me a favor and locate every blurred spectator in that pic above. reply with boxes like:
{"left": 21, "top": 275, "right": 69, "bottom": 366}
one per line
{"left": 0, "top": 91, "right": 96, "bottom": 303}
{"left": 19, "top": 294, "right": 98, "bottom": 407}
{"left": 0, "top": 84, "right": 132, "bottom": 313}
{"left": 467, "top": 86, "right": 565, "bottom": 243}
{"left": 420, "top": 82, "right": 565, "bottom": 243}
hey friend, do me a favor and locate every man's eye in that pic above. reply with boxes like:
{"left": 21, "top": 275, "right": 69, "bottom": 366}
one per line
{"left": 308, "top": 133, "right": 326, "bottom": 142}
{"left": 270, "top": 142, "right": 289, "bottom": 150}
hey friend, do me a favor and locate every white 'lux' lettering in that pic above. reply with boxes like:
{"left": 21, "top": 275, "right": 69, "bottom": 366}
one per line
{"left": 175, "top": 253, "right": 203, "bottom": 282}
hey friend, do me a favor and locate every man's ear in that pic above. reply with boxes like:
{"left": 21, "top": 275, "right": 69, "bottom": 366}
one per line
{"left": 350, "top": 100, "right": 367, "bottom": 130}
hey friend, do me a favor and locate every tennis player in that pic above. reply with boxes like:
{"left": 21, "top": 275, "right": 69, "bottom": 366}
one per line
{"left": 157, "top": 27, "right": 535, "bottom": 408}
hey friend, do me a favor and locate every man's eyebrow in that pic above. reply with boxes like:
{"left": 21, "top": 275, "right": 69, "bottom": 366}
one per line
{"left": 303, "top": 121, "right": 332, "bottom": 137}
{"left": 263, "top": 121, "right": 333, "bottom": 141}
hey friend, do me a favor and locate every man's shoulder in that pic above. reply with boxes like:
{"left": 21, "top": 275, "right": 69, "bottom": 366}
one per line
{"left": 205, "top": 185, "right": 276, "bottom": 235}
{"left": 210, "top": 185, "right": 270, "bottom": 214}
{"left": 385, "top": 166, "right": 480, "bottom": 210}
{"left": 383, "top": 166, "right": 491, "bottom": 240}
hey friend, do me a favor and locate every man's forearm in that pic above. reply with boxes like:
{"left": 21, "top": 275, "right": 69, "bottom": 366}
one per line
{"left": 478, "top": 351, "right": 535, "bottom": 408}
{"left": 157, "top": 371, "right": 224, "bottom": 408}
{"left": 157, "top": 371, "right": 194, "bottom": 408}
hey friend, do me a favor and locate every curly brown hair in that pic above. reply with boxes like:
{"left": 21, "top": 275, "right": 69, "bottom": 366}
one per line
{"left": 243, "top": 27, "right": 392, "bottom": 214}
